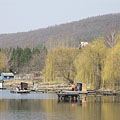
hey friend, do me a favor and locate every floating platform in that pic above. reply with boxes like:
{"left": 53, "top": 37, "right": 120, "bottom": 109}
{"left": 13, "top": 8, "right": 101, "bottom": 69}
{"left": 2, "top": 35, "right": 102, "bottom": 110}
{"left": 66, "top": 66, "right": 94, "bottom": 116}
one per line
{"left": 62, "top": 91, "right": 88, "bottom": 94}
{"left": 10, "top": 90, "right": 31, "bottom": 94}
{"left": 57, "top": 91, "right": 87, "bottom": 101}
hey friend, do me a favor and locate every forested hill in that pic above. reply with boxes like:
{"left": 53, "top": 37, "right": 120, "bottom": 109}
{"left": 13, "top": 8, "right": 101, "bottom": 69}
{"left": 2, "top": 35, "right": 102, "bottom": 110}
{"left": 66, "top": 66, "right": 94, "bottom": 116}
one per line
{"left": 0, "top": 13, "right": 120, "bottom": 48}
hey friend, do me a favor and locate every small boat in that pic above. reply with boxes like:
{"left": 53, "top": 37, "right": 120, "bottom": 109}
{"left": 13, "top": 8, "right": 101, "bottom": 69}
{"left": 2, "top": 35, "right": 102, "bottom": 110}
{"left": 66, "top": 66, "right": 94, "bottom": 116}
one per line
{"left": 0, "top": 80, "right": 6, "bottom": 90}
{"left": 10, "top": 82, "right": 30, "bottom": 94}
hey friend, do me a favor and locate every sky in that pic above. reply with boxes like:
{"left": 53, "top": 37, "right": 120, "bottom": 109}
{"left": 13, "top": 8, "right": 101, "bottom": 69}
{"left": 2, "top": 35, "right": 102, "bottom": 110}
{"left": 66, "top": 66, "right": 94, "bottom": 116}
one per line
{"left": 0, "top": 0, "right": 120, "bottom": 34}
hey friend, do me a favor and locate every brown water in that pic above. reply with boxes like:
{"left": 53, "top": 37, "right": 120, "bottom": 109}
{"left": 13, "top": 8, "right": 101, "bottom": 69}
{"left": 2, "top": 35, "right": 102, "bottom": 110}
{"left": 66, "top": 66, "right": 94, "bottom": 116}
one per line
{"left": 0, "top": 90, "right": 120, "bottom": 120}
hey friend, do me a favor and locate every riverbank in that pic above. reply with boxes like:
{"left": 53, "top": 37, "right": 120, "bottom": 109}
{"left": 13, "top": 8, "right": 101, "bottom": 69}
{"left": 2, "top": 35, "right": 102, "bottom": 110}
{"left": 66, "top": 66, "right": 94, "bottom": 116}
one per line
{"left": 3, "top": 79, "right": 120, "bottom": 96}
{"left": 3, "top": 79, "right": 72, "bottom": 92}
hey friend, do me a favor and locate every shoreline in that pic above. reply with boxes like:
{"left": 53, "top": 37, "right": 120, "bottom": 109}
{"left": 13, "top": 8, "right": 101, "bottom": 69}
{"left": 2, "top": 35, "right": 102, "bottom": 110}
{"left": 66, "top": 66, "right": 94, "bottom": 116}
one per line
{"left": 3, "top": 79, "right": 72, "bottom": 91}
{"left": 2, "top": 79, "right": 120, "bottom": 96}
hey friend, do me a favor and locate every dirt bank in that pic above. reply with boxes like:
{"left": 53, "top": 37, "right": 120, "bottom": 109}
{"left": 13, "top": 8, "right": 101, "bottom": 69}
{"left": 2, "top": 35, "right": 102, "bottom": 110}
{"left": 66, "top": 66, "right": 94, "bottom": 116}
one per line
{"left": 3, "top": 79, "right": 72, "bottom": 91}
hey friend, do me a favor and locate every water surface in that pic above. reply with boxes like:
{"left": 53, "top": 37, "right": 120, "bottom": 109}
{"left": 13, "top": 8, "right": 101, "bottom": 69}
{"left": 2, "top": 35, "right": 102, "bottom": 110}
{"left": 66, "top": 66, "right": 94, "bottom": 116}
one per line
{"left": 0, "top": 90, "right": 120, "bottom": 120}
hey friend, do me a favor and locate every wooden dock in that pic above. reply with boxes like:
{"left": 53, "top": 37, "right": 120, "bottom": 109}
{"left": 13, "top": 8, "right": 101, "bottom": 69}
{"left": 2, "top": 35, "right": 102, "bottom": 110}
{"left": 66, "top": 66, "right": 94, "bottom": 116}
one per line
{"left": 57, "top": 91, "right": 87, "bottom": 101}
{"left": 87, "top": 90, "right": 120, "bottom": 96}
{"left": 57, "top": 90, "right": 120, "bottom": 102}
{"left": 62, "top": 91, "right": 88, "bottom": 94}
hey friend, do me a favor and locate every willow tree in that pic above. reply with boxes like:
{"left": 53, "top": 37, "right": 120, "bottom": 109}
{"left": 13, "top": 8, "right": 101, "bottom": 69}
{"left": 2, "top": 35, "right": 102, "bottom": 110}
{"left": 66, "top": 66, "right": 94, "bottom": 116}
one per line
{"left": 0, "top": 51, "right": 6, "bottom": 73}
{"left": 43, "top": 47, "right": 79, "bottom": 83}
{"left": 74, "top": 39, "right": 107, "bottom": 89}
{"left": 102, "top": 42, "right": 120, "bottom": 90}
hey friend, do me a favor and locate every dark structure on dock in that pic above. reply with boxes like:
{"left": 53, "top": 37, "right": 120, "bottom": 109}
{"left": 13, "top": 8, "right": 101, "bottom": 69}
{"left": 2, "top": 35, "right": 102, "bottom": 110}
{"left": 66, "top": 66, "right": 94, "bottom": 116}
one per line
{"left": 21, "top": 82, "right": 28, "bottom": 90}
{"left": 77, "top": 82, "right": 87, "bottom": 92}
{"left": 10, "top": 82, "right": 30, "bottom": 94}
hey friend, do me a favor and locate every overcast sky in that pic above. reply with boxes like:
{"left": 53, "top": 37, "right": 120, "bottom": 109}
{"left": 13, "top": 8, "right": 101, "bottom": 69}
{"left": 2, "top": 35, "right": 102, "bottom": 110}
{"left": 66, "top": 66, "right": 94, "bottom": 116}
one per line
{"left": 0, "top": 0, "right": 120, "bottom": 33}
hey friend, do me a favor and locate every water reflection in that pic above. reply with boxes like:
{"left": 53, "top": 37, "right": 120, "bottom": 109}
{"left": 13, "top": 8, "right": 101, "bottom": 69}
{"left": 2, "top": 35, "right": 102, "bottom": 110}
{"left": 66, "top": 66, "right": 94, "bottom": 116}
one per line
{"left": 0, "top": 91, "right": 120, "bottom": 120}
{"left": 57, "top": 95, "right": 87, "bottom": 107}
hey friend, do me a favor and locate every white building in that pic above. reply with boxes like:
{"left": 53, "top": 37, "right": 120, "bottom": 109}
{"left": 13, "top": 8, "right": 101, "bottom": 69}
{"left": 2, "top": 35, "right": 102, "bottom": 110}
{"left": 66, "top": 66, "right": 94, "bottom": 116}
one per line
{"left": 79, "top": 42, "right": 88, "bottom": 48}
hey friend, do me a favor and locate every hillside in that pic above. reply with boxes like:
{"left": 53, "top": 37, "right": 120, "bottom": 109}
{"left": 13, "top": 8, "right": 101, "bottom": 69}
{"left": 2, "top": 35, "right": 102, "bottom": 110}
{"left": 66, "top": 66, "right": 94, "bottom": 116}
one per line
{"left": 0, "top": 13, "right": 120, "bottom": 48}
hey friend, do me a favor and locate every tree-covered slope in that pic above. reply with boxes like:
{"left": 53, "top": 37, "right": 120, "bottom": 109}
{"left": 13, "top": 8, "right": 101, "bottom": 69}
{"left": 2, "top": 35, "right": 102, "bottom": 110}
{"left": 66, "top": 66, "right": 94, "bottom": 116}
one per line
{"left": 0, "top": 13, "right": 120, "bottom": 48}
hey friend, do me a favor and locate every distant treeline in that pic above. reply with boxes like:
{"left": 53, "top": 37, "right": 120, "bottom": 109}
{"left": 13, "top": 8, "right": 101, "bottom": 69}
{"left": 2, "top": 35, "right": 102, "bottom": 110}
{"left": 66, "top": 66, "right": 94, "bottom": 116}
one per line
{"left": 0, "top": 46, "right": 47, "bottom": 74}
{"left": 0, "top": 14, "right": 120, "bottom": 48}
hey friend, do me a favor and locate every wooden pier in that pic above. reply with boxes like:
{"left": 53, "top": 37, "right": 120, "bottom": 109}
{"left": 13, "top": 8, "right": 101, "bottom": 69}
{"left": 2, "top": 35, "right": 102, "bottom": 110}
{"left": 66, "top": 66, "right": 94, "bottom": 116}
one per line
{"left": 57, "top": 91, "right": 87, "bottom": 101}
{"left": 87, "top": 90, "right": 120, "bottom": 96}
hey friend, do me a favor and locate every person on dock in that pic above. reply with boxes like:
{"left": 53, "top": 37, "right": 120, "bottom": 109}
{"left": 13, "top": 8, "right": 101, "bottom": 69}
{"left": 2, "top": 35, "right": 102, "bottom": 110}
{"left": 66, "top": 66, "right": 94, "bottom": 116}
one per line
{"left": 72, "top": 84, "right": 75, "bottom": 91}
{"left": 75, "top": 85, "right": 78, "bottom": 91}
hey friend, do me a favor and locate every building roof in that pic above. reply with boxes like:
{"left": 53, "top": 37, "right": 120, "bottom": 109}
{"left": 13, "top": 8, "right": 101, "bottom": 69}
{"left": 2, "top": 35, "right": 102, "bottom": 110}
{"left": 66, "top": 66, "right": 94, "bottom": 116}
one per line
{"left": 1, "top": 73, "right": 14, "bottom": 76}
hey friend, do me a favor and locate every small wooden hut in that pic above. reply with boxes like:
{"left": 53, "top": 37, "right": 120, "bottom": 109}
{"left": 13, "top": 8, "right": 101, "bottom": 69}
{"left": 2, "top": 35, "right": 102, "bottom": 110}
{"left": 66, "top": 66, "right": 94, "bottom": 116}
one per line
{"left": 21, "top": 82, "right": 28, "bottom": 90}
{"left": 77, "top": 82, "right": 87, "bottom": 92}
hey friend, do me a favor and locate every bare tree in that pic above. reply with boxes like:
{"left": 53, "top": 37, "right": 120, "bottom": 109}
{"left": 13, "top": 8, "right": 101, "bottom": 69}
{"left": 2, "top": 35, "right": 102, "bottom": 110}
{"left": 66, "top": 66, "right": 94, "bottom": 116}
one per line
{"left": 104, "top": 26, "right": 119, "bottom": 48}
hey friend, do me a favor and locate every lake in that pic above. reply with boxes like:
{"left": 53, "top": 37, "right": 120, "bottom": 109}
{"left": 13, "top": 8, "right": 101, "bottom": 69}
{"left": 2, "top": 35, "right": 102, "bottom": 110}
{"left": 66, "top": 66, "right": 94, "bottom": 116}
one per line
{"left": 0, "top": 90, "right": 120, "bottom": 120}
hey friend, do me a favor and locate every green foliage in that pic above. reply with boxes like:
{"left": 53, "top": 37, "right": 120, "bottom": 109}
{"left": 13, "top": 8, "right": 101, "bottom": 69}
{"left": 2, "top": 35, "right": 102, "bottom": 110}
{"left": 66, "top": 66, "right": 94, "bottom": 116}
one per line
{"left": 102, "top": 42, "right": 120, "bottom": 90}
{"left": 7, "top": 46, "right": 47, "bottom": 73}
{"left": 74, "top": 39, "right": 107, "bottom": 89}
{"left": 32, "top": 47, "right": 40, "bottom": 54}
{"left": 11, "top": 47, "right": 32, "bottom": 66}
{"left": 43, "top": 36, "right": 120, "bottom": 90}
{"left": 9, "top": 47, "right": 33, "bottom": 73}
{"left": 43, "top": 47, "right": 79, "bottom": 83}
{"left": 0, "top": 51, "right": 6, "bottom": 73}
